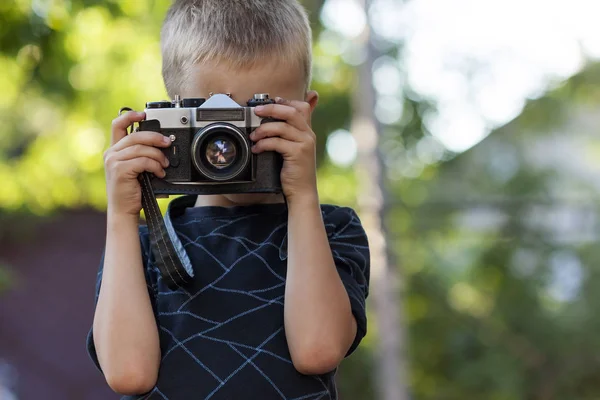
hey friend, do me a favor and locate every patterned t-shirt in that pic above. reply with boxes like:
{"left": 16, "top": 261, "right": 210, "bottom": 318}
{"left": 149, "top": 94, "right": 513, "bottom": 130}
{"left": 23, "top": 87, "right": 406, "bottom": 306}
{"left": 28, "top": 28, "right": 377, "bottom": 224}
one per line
{"left": 87, "top": 196, "right": 370, "bottom": 400}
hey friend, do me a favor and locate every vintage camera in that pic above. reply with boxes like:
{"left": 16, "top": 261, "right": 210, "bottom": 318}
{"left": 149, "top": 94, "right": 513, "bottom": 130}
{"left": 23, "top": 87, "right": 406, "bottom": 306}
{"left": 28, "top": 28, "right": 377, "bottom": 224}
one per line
{"left": 138, "top": 93, "right": 283, "bottom": 196}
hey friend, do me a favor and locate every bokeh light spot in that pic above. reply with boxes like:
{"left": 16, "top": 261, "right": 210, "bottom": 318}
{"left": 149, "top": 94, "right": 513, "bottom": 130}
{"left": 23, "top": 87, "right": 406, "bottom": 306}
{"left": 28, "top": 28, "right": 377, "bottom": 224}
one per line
{"left": 326, "top": 129, "right": 358, "bottom": 168}
{"left": 320, "top": 0, "right": 367, "bottom": 39}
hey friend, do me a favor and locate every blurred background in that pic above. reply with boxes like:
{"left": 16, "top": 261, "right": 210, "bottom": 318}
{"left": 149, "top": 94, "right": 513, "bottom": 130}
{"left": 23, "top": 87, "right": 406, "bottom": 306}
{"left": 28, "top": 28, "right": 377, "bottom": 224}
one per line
{"left": 1, "top": 0, "right": 600, "bottom": 399}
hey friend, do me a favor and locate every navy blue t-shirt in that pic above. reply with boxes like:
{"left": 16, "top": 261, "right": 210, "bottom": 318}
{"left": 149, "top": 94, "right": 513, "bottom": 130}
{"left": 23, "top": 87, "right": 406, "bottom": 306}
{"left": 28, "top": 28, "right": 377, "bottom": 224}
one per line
{"left": 87, "top": 196, "right": 370, "bottom": 400}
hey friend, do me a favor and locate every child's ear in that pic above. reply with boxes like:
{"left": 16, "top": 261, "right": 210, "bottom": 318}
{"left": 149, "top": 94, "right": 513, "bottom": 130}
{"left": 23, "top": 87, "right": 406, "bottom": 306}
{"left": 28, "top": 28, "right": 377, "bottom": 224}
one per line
{"left": 305, "top": 90, "right": 319, "bottom": 113}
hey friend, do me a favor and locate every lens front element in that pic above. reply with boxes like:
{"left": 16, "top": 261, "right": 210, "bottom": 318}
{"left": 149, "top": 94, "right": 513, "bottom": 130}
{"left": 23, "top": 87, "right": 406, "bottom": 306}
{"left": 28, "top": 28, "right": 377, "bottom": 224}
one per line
{"left": 205, "top": 138, "right": 237, "bottom": 169}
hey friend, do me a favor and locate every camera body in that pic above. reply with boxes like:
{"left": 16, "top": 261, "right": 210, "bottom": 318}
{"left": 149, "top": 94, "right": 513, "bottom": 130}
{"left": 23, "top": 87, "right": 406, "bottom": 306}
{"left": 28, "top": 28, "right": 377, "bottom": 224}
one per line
{"left": 138, "top": 93, "right": 283, "bottom": 196}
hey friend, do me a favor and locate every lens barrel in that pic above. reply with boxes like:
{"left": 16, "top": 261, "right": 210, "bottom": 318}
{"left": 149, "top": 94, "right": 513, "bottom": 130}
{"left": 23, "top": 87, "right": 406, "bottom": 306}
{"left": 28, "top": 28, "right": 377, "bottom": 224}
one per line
{"left": 191, "top": 123, "right": 250, "bottom": 181}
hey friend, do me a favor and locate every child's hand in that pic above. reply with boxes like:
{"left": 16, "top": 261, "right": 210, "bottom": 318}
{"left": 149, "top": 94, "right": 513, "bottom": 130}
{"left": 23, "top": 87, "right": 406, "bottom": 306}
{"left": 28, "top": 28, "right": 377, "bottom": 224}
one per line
{"left": 251, "top": 97, "right": 318, "bottom": 204}
{"left": 104, "top": 111, "right": 172, "bottom": 217}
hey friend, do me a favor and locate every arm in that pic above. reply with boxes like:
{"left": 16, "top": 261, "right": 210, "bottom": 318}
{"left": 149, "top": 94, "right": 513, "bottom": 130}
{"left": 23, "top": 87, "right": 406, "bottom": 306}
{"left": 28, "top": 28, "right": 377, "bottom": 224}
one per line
{"left": 252, "top": 96, "right": 360, "bottom": 375}
{"left": 91, "top": 110, "right": 171, "bottom": 394}
{"left": 284, "top": 194, "right": 357, "bottom": 375}
{"left": 92, "top": 214, "right": 160, "bottom": 394}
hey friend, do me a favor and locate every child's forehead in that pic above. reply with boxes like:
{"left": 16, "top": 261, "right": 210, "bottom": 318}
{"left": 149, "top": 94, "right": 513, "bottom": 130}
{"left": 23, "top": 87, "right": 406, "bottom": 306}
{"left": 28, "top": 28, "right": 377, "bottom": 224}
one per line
{"left": 182, "top": 59, "right": 306, "bottom": 103}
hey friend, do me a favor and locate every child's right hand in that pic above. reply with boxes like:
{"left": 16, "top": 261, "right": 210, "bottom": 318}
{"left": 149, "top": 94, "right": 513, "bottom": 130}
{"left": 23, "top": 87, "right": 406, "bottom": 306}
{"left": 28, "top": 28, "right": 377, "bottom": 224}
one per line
{"left": 104, "top": 111, "right": 172, "bottom": 217}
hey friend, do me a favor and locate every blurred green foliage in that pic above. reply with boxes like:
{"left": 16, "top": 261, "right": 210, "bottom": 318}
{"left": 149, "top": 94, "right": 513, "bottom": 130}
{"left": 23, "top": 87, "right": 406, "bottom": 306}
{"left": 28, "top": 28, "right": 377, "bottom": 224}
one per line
{"left": 386, "top": 63, "right": 600, "bottom": 399}
{"left": 2, "top": 1, "right": 600, "bottom": 400}
{"left": 0, "top": 0, "right": 356, "bottom": 216}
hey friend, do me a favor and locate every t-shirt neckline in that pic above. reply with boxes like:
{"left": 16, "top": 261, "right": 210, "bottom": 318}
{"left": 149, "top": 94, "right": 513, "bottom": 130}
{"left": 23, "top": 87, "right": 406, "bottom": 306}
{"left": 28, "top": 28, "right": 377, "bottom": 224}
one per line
{"left": 168, "top": 195, "right": 288, "bottom": 219}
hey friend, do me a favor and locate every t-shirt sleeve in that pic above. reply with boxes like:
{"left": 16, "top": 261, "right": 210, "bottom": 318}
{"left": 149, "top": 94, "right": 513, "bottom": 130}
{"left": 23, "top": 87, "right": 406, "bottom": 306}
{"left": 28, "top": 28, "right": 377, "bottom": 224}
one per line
{"left": 325, "top": 206, "right": 370, "bottom": 357}
{"left": 86, "top": 227, "right": 158, "bottom": 373}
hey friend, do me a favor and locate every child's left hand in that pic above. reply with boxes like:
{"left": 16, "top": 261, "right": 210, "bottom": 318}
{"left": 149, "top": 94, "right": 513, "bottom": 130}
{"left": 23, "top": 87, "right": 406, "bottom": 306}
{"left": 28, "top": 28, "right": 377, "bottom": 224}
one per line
{"left": 251, "top": 97, "right": 318, "bottom": 203}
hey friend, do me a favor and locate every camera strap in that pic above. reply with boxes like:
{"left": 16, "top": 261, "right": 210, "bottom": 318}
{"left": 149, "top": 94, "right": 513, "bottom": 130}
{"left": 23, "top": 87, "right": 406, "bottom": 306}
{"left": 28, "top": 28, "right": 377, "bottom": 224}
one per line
{"left": 138, "top": 171, "right": 195, "bottom": 290}
{"left": 120, "top": 107, "right": 195, "bottom": 291}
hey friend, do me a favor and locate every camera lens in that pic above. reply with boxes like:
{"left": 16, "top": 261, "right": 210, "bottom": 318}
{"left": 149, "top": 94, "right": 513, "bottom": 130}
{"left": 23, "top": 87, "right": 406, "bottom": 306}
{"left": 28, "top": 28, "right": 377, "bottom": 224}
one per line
{"left": 191, "top": 123, "right": 250, "bottom": 181}
{"left": 205, "top": 138, "right": 237, "bottom": 169}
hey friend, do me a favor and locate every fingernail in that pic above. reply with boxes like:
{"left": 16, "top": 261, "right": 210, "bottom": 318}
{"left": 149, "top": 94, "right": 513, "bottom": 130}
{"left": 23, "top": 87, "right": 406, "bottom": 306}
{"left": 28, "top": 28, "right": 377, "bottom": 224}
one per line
{"left": 164, "top": 158, "right": 170, "bottom": 167}
{"left": 255, "top": 106, "right": 264, "bottom": 112}
{"left": 275, "top": 97, "right": 283, "bottom": 103}
{"left": 163, "top": 136, "right": 171, "bottom": 144}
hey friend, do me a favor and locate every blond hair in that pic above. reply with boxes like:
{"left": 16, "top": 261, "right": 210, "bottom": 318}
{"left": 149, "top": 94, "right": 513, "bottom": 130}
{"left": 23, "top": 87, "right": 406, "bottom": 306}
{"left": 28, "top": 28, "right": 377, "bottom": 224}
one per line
{"left": 161, "top": 0, "right": 312, "bottom": 97}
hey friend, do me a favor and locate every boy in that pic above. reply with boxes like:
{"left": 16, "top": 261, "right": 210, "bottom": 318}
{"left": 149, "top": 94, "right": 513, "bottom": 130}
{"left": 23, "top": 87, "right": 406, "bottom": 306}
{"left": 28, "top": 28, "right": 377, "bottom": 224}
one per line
{"left": 87, "top": 0, "right": 370, "bottom": 399}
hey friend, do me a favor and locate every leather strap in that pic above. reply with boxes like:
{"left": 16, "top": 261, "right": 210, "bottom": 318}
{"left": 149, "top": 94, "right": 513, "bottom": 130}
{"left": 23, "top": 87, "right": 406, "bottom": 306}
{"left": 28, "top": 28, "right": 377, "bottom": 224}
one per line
{"left": 139, "top": 172, "right": 194, "bottom": 290}
{"left": 120, "top": 107, "right": 194, "bottom": 290}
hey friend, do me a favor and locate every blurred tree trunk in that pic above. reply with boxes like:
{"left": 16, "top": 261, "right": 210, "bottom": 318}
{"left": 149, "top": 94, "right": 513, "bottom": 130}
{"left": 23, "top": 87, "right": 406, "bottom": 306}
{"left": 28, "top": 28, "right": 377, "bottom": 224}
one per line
{"left": 351, "top": 1, "right": 409, "bottom": 400}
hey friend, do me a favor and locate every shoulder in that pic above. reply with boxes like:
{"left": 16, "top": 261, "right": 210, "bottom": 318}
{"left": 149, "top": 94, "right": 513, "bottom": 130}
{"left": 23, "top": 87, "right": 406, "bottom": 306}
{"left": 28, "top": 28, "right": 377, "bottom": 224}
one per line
{"left": 322, "top": 205, "right": 370, "bottom": 288}
{"left": 136, "top": 224, "right": 160, "bottom": 285}
{"left": 138, "top": 224, "right": 150, "bottom": 246}
{"left": 320, "top": 205, "right": 369, "bottom": 253}
{"left": 137, "top": 224, "right": 153, "bottom": 262}
{"left": 139, "top": 224, "right": 149, "bottom": 236}
{"left": 320, "top": 205, "right": 365, "bottom": 234}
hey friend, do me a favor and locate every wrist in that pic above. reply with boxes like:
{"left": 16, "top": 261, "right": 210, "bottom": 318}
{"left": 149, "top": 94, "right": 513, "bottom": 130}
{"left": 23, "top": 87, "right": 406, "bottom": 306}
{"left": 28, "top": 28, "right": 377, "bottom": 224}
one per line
{"left": 107, "top": 209, "right": 140, "bottom": 227}
{"left": 286, "top": 189, "right": 320, "bottom": 210}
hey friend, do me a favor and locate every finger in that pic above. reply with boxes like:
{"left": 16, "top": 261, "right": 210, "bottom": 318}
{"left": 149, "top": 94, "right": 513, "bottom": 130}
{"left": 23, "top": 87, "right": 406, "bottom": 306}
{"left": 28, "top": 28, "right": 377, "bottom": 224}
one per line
{"left": 112, "top": 144, "right": 170, "bottom": 168}
{"left": 275, "top": 97, "right": 312, "bottom": 121}
{"left": 119, "top": 157, "right": 166, "bottom": 179}
{"left": 112, "top": 131, "right": 172, "bottom": 152}
{"left": 251, "top": 137, "right": 295, "bottom": 156}
{"left": 250, "top": 122, "right": 302, "bottom": 143}
{"left": 253, "top": 103, "right": 308, "bottom": 131}
{"left": 111, "top": 111, "right": 146, "bottom": 146}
